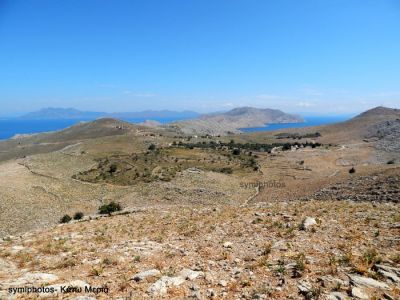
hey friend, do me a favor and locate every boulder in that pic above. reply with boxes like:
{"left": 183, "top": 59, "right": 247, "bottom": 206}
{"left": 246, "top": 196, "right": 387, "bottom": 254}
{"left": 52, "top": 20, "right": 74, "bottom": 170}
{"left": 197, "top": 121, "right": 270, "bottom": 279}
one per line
{"left": 147, "top": 276, "right": 185, "bottom": 296}
{"left": 348, "top": 274, "right": 389, "bottom": 290}
{"left": 326, "top": 292, "right": 350, "bottom": 300}
{"left": 351, "top": 287, "right": 369, "bottom": 300}
{"left": 131, "top": 269, "right": 160, "bottom": 282}
{"left": 373, "top": 264, "right": 400, "bottom": 283}
{"left": 178, "top": 268, "right": 203, "bottom": 280}
{"left": 303, "top": 217, "right": 317, "bottom": 229}
{"left": 223, "top": 242, "right": 233, "bottom": 248}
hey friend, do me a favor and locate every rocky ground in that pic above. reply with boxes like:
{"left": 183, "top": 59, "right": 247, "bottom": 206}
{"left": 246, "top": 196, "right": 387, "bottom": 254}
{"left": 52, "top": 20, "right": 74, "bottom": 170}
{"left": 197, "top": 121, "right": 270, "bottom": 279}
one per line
{"left": 311, "top": 168, "right": 400, "bottom": 203}
{"left": 0, "top": 197, "right": 399, "bottom": 299}
{"left": 366, "top": 119, "right": 400, "bottom": 154}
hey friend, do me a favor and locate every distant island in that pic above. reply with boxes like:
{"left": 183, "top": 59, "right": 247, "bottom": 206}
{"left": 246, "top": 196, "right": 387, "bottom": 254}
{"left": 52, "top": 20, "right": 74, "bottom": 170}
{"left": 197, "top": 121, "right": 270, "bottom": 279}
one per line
{"left": 19, "top": 107, "right": 200, "bottom": 120}
{"left": 171, "top": 107, "right": 304, "bottom": 135}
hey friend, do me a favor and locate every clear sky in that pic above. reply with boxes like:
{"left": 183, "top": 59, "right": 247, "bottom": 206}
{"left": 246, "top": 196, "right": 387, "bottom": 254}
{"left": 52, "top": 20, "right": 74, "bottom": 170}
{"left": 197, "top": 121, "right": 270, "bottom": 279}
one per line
{"left": 0, "top": 0, "right": 399, "bottom": 116}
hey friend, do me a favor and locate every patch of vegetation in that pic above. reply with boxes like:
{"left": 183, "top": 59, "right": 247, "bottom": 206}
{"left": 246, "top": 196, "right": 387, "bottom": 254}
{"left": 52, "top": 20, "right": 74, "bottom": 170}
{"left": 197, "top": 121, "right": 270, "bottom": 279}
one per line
{"left": 275, "top": 132, "right": 321, "bottom": 139}
{"left": 60, "top": 214, "right": 72, "bottom": 223}
{"left": 232, "top": 148, "right": 241, "bottom": 155}
{"left": 73, "top": 212, "right": 84, "bottom": 220}
{"left": 292, "top": 253, "right": 306, "bottom": 278}
{"left": 362, "top": 248, "right": 381, "bottom": 267}
{"left": 176, "top": 140, "right": 323, "bottom": 153}
{"left": 73, "top": 147, "right": 257, "bottom": 185}
{"left": 109, "top": 163, "right": 118, "bottom": 174}
{"left": 349, "top": 167, "right": 356, "bottom": 174}
{"left": 99, "top": 201, "right": 122, "bottom": 214}
{"left": 298, "top": 218, "right": 307, "bottom": 231}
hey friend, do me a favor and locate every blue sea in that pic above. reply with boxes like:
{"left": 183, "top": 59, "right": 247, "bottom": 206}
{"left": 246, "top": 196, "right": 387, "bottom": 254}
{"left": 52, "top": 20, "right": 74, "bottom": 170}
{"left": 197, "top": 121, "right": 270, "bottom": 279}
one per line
{"left": 0, "top": 117, "right": 189, "bottom": 141}
{"left": 240, "top": 116, "right": 352, "bottom": 133}
{"left": 0, "top": 115, "right": 353, "bottom": 141}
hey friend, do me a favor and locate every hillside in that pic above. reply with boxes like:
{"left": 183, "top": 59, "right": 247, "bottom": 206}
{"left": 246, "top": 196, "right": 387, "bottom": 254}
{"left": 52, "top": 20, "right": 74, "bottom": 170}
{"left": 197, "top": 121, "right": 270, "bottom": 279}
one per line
{"left": 320, "top": 106, "right": 400, "bottom": 142}
{"left": 0, "top": 107, "right": 399, "bottom": 299}
{"left": 172, "top": 107, "right": 304, "bottom": 135}
{"left": 0, "top": 118, "right": 141, "bottom": 162}
{"left": 247, "top": 106, "right": 400, "bottom": 144}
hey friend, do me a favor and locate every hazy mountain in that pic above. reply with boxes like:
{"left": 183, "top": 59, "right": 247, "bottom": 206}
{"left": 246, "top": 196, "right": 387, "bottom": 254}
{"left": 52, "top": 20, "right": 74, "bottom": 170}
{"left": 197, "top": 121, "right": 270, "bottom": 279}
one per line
{"left": 19, "top": 107, "right": 200, "bottom": 120}
{"left": 20, "top": 108, "right": 104, "bottom": 120}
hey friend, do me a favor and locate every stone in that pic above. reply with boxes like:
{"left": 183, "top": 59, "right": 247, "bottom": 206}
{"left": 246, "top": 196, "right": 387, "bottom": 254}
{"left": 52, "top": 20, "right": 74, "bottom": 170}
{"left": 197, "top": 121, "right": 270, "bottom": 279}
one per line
{"left": 179, "top": 268, "right": 203, "bottom": 280}
{"left": 378, "top": 269, "right": 400, "bottom": 283}
{"left": 348, "top": 274, "right": 389, "bottom": 290}
{"left": 192, "top": 290, "right": 201, "bottom": 299}
{"left": 351, "top": 287, "right": 369, "bottom": 299}
{"left": 147, "top": 276, "right": 185, "bottom": 296}
{"left": 373, "top": 264, "right": 400, "bottom": 283}
{"left": 272, "top": 240, "right": 288, "bottom": 251}
{"left": 223, "top": 242, "right": 233, "bottom": 248}
{"left": 132, "top": 269, "right": 160, "bottom": 282}
{"left": 219, "top": 280, "right": 228, "bottom": 287}
{"left": 297, "top": 281, "right": 312, "bottom": 293}
{"left": 206, "top": 288, "right": 216, "bottom": 298}
{"left": 326, "top": 292, "right": 350, "bottom": 300}
{"left": 303, "top": 217, "right": 317, "bottom": 229}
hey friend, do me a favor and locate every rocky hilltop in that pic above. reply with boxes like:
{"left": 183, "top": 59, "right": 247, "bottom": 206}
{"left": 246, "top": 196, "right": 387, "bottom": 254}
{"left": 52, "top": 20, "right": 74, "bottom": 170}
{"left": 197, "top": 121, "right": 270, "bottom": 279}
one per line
{"left": 171, "top": 107, "right": 304, "bottom": 135}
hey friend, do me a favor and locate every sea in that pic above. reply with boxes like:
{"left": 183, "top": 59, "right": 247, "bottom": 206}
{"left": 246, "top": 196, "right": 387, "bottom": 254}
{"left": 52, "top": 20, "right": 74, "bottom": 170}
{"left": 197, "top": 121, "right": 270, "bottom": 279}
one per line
{"left": 0, "top": 115, "right": 353, "bottom": 141}
{"left": 240, "top": 115, "right": 352, "bottom": 132}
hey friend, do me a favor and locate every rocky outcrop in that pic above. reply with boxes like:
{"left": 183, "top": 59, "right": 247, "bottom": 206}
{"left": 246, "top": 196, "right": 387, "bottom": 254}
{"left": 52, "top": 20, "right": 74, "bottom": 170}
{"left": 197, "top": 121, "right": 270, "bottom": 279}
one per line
{"left": 366, "top": 119, "right": 400, "bottom": 153}
{"left": 312, "top": 173, "right": 400, "bottom": 203}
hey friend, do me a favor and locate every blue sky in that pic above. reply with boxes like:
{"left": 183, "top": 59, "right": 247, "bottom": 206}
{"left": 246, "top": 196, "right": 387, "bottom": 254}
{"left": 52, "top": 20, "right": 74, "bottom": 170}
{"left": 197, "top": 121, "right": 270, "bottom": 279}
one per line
{"left": 0, "top": 0, "right": 399, "bottom": 116}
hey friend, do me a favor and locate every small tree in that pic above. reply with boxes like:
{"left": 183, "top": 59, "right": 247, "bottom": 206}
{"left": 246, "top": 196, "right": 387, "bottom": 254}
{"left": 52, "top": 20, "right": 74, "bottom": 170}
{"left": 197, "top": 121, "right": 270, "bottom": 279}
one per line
{"left": 73, "top": 212, "right": 84, "bottom": 220}
{"left": 349, "top": 167, "right": 356, "bottom": 174}
{"left": 109, "top": 163, "right": 118, "bottom": 173}
{"left": 232, "top": 148, "right": 240, "bottom": 155}
{"left": 148, "top": 144, "right": 156, "bottom": 151}
{"left": 60, "top": 214, "right": 72, "bottom": 223}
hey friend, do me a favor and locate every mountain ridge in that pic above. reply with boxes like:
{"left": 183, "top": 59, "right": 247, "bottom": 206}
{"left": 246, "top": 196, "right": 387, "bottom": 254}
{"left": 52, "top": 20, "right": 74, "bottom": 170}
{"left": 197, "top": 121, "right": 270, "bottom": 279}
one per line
{"left": 19, "top": 107, "right": 200, "bottom": 120}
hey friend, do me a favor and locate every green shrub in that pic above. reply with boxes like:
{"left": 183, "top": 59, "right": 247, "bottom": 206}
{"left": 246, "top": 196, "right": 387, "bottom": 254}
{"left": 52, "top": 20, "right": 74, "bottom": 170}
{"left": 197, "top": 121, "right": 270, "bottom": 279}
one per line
{"left": 148, "top": 144, "right": 156, "bottom": 151}
{"left": 98, "top": 201, "right": 122, "bottom": 214}
{"left": 232, "top": 148, "right": 240, "bottom": 155}
{"left": 73, "top": 212, "right": 84, "bottom": 220}
{"left": 109, "top": 163, "right": 118, "bottom": 173}
{"left": 60, "top": 214, "right": 72, "bottom": 223}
